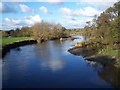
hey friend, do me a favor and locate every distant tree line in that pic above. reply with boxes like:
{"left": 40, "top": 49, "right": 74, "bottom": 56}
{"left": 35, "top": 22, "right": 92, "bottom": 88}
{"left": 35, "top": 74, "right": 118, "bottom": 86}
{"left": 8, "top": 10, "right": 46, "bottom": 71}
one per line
{"left": 1, "top": 21, "right": 67, "bottom": 43}
{"left": 1, "top": 27, "right": 32, "bottom": 37}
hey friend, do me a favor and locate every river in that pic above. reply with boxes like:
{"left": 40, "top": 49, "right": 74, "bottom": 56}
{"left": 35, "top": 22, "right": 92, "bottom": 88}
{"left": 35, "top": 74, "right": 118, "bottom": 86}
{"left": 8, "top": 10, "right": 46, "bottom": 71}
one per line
{"left": 2, "top": 36, "right": 120, "bottom": 88}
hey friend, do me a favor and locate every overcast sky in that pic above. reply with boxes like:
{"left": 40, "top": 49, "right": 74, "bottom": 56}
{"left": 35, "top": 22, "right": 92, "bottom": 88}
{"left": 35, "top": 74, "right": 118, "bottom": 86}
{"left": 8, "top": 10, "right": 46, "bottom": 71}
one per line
{"left": 0, "top": 0, "right": 118, "bottom": 30}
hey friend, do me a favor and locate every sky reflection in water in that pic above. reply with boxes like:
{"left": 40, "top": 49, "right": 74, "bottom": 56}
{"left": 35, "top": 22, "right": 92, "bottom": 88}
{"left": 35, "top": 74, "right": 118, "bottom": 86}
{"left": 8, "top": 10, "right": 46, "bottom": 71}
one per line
{"left": 2, "top": 36, "right": 119, "bottom": 88}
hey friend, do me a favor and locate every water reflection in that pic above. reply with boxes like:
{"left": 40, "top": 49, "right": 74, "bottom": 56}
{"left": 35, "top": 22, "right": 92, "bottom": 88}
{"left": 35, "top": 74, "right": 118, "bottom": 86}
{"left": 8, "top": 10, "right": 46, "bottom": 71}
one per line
{"left": 98, "top": 65, "right": 120, "bottom": 88}
{"left": 41, "top": 59, "right": 64, "bottom": 71}
{"left": 73, "top": 36, "right": 85, "bottom": 43}
{"left": 2, "top": 36, "right": 119, "bottom": 88}
{"left": 87, "top": 60, "right": 120, "bottom": 88}
{"left": 32, "top": 40, "right": 66, "bottom": 71}
{"left": 14, "top": 47, "right": 21, "bottom": 51}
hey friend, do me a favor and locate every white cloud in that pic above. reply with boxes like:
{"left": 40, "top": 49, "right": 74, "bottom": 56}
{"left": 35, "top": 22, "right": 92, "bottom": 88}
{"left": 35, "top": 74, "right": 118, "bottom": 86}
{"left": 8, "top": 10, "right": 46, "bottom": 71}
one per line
{"left": 77, "top": 0, "right": 118, "bottom": 10}
{"left": 3, "top": 0, "right": 64, "bottom": 3}
{"left": 2, "top": 18, "right": 22, "bottom": 30}
{"left": 60, "top": 7, "right": 72, "bottom": 15}
{"left": 64, "top": 15, "right": 75, "bottom": 20}
{"left": 62, "top": 16, "right": 94, "bottom": 29}
{"left": 60, "top": 6, "right": 101, "bottom": 17}
{"left": 24, "top": 15, "right": 42, "bottom": 25}
{"left": 74, "top": 7, "right": 101, "bottom": 17}
{"left": 0, "top": 3, "right": 3, "bottom": 13}
{"left": 63, "top": 20, "right": 85, "bottom": 29}
{"left": 2, "top": 15, "right": 42, "bottom": 30}
{"left": 0, "top": 3, "right": 2, "bottom": 10}
{"left": 80, "top": 0, "right": 117, "bottom": 3}
{"left": 19, "top": 4, "right": 34, "bottom": 13}
{"left": 39, "top": 6, "right": 48, "bottom": 13}
{"left": 3, "top": 0, "right": 118, "bottom": 2}
{"left": 2, "top": 0, "right": 118, "bottom": 30}
{"left": 45, "top": 0, "right": 64, "bottom": 4}
{"left": 46, "top": 0, "right": 62, "bottom": 3}
{"left": 5, "top": 18, "right": 21, "bottom": 25}
{"left": 3, "top": 0, "right": 35, "bottom": 2}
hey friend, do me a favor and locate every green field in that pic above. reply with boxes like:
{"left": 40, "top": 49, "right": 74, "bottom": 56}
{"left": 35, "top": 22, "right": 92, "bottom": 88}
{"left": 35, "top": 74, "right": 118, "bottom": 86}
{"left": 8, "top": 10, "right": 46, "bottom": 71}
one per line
{"left": 1, "top": 37, "right": 34, "bottom": 46}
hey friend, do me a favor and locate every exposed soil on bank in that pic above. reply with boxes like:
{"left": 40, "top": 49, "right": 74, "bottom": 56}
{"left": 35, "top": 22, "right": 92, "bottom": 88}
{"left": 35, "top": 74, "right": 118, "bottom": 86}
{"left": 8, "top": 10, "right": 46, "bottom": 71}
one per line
{"left": 68, "top": 46, "right": 119, "bottom": 67}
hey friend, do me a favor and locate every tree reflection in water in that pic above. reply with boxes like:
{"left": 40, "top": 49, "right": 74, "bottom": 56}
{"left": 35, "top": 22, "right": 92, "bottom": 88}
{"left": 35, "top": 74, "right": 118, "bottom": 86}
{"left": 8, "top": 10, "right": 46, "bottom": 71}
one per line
{"left": 87, "top": 59, "right": 120, "bottom": 88}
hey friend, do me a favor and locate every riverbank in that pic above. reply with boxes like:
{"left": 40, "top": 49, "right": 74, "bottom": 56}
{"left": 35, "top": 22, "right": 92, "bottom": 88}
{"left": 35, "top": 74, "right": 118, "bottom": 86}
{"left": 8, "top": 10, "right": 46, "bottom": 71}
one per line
{"left": 68, "top": 46, "right": 120, "bottom": 68}
{"left": 1, "top": 37, "right": 37, "bottom": 58}
{"left": 3, "top": 36, "right": 119, "bottom": 88}
{"left": 1, "top": 36, "right": 75, "bottom": 58}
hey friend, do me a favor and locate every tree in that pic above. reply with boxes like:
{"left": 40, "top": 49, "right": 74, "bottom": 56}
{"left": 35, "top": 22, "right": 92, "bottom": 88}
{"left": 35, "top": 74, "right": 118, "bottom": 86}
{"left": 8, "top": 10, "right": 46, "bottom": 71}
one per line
{"left": 32, "top": 21, "right": 66, "bottom": 43}
{"left": 2, "top": 31, "right": 8, "bottom": 37}
{"left": 79, "top": 1, "right": 119, "bottom": 49}
{"left": 21, "top": 26, "right": 32, "bottom": 37}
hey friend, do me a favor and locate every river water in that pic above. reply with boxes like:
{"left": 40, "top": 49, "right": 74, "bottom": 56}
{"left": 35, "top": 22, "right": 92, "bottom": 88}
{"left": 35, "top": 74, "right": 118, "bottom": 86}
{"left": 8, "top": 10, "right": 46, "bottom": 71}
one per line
{"left": 2, "top": 36, "right": 119, "bottom": 88}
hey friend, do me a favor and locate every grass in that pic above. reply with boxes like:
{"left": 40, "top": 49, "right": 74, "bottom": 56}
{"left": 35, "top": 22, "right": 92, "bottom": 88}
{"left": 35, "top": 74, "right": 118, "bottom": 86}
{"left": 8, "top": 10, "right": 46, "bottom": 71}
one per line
{"left": 99, "top": 47, "right": 119, "bottom": 58}
{"left": 98, "top": 47, "right": 120, "bottom": 67}
{"left": 1, "top": 37, "right": 34, "bottom": 46}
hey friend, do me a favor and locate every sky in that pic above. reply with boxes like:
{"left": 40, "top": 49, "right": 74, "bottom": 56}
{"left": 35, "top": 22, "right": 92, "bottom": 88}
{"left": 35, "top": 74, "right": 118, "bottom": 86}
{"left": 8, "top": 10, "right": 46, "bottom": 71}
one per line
{"left": 0, "top": 0, "right": 118, "bottom": 30}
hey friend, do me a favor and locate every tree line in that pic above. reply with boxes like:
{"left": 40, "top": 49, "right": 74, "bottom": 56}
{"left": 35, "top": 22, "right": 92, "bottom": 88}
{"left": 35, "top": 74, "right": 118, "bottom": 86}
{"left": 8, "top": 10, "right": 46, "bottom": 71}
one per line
{"left": 1, "top": 21, "right": 67, "bottom": 43}
{"left": 1, "top": 1, "right": 119, "bottom": 46}
{"left": 69, "top": 1, "right": 119, "bottom": 50}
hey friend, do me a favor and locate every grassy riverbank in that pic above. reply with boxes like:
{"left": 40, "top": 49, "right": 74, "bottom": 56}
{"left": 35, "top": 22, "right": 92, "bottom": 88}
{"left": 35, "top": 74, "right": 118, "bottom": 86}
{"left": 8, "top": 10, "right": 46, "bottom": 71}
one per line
{"left": 98, "top": 47, "right": 119, "bottom": 58}
{"left": 67, "top": 1, "right": 120, "bottom": 67}
{"left": 1, "top": 37, "right": 34, "bottom": 46}
{"left": 68, "top": 45, "right": 120, "bottom": 68}
{"left": 98, "top": 47, "right": 120, "bottom": 67}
